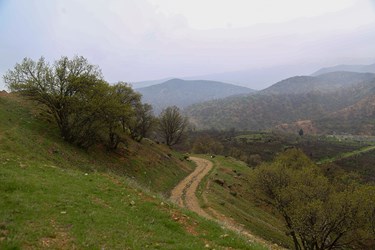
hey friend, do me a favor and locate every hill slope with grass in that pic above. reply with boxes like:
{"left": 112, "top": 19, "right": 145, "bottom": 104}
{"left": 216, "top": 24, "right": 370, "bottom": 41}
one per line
{"left": 0, "top": 93, "right": 264, "bottom": 249}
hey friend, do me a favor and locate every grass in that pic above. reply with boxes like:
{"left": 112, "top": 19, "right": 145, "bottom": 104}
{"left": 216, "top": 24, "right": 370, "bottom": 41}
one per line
{"left": 195, "top": 155, "right": 293, "bottom": 249}
{"left": 316, "top": 145, "right": 375, "bottom": 165}
{"left": 0, "top": 158, "right": 265, "bottom": 249}
{"left": 0, "top": 94, "right": 266, "bottom": 249}
{"left": 0, "top": 94, "right": 194, "bottom": 196}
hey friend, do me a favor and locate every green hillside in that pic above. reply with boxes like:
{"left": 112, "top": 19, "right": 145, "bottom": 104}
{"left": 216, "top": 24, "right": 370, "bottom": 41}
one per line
{"left": 0, "top": 93, "right": 264, "bottom": 249}
{"left": 186, "top": 79, "right": 375, "bottom": 133}
{"left": 196, "top": 155, "right": 292, "bottom": 248}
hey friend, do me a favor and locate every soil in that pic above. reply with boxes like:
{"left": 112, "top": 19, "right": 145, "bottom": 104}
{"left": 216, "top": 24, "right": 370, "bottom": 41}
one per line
{"left": 170, "top": 157, "right": 213, "bottom": 218}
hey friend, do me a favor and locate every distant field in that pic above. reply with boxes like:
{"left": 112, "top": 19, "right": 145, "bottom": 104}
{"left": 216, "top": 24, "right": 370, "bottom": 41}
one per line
{"left": 327, "top": 149, "right": 375, "bottom": 183}
{"left": 187, "top": 130, "right": 375, "bottom": 181}
{"left": 234, "top": 132, "right": 371, "bottom": 162}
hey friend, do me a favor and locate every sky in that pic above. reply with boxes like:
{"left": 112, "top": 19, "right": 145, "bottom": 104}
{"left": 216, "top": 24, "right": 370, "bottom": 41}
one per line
{"left": 1, "top": 0, "right": 375, "bottom": 90}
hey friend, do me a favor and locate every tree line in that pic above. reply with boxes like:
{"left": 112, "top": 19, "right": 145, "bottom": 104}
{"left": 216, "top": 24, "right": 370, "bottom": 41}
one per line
{"left": 4, "top": 56, "right": 188, "bottom": 149}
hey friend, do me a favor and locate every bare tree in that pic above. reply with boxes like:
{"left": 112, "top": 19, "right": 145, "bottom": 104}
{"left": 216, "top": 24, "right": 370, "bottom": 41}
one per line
{"left": 158, "top": 106, "right": 188, "bottom": 146}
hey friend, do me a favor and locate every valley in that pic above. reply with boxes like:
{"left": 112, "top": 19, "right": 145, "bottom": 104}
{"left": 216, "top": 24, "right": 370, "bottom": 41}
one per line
{"left": 2, "top": 1, "right": 375, "bottom": 249}
{"left": 2, "top": 58, "right": 375, "bottom": 249}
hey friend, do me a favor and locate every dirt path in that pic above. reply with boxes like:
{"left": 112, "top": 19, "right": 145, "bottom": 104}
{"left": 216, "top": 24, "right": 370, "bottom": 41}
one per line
{"left": 170, "top": 156, "right": 213, "bottom": 218}
{"left": 170, "top": 157, "right": 284, "bottom": 250}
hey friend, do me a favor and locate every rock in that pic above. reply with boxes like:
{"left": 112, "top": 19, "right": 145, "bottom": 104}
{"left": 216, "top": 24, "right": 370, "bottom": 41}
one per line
{"left": 230, "top": 191, "right": 237, "bottom": 197}
{"left": 220, "top": 234, "right": 229, "bottom": 238}
{"left": 214, "top": 179, "right": 225, "bottom": 186}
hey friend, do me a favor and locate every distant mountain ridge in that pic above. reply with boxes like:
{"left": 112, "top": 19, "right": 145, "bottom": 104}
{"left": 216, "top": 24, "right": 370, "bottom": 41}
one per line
{"left": 312, "top": 63, "right": 375, "bottom": 76}
{"left": 261, "top": 72, "right": 375, "bottom": 95}
{"left": 186, "top": 72, "right": 375, "bottom": 135}
{"left": 131, "top": 63, "right": 318, "bottom": 90}
{"left": 137, "top": 78, "right": 255, "bottom": 114}
{"left": 131, "top": 78, "right": 174, "bottom": 89}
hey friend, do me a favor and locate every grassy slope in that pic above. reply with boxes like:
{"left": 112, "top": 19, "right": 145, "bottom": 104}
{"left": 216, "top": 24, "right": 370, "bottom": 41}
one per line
{"left": 0, "top": 94, "right": 193, "bottom": 196}
{"left": 196, "top": 155, "right": 292, "bottom": 249}
{"left": 0, "top": 94, "right": 265, "bottom": 249}
{"left": 195, "top": 141, "right": 375, "bottom": 248}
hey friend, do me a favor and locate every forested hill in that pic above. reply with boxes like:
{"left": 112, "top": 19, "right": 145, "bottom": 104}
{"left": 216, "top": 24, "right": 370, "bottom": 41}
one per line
{"left": 186, "top": 77, "right": 375, "bottom": 134}
{"left": 136, "top": 78, "right": 255, "bottom": 114}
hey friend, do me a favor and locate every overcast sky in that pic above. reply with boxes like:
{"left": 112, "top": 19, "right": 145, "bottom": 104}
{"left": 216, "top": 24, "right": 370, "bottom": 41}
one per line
{"left": 1, "top": 0, "right": 375, "bottom": 90}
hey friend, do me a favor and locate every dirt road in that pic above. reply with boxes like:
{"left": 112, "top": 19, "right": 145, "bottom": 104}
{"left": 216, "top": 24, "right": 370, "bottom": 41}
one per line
{"left": 170, "top": 157, "right": 284, "bottom": 250}
{"left": 170, "top": 156, "right": 213, "bottom": 218}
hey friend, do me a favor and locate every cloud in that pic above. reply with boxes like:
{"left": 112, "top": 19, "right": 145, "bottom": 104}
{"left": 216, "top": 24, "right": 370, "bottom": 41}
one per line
{"left": 0, "top": 0, "right": 375, "bottom": 90}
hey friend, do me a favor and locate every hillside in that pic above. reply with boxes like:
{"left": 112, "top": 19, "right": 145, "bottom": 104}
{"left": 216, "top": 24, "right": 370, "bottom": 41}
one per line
{"left": 275, "top": 80, "right": 375, "bottom": 135}
{"left": 137, "top": 78, "right": 255, "bottom": 114}
{"left": 314, "top": 94, "right": 375, "bottom": 135}
{"left": 312, "top": 63, "right": 375, "bottom": 76}
{"left": 186, "top": 78, "right": 375, "bottom": 132}
{"left": 0, "top": 93, "right": 195, "bottom": 195}
{"left": 261, "top": 71, "right": 375, "bottom": 95}
{"left": 0, "top": 93, "right": 263, "bottom": 249}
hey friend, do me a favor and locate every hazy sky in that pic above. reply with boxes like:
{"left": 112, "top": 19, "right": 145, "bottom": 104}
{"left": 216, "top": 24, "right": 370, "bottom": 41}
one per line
{"left": 1, "top": 0, "right": 375, "bottom": 90}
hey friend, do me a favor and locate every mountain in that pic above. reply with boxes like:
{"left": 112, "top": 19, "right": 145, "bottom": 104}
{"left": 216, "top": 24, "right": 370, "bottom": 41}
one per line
{"left": 183, "top": 63, "right": 317, "bottom": 90}
{"left": 186, "top": 76, "right": 375, "bottom": 134}
{"left": 137, "top": 78, "right": 255, "bottom": 114}
{"left": 312, "top": 63, "right": 375, "bottom": 76}
{"left": 276, "top": 93, "right": 375, "bottom": 136}
{"left": 131, "top": 77, "right": 174, "bottom": 89}
{"left": 261, "top": 72, "right": 375, "bottom": 95}
{"left": 314, "top": 91, "right": 375, "bottom": 135}
{"left": 131, "top": 63, "right": 317, "bottom": 91}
